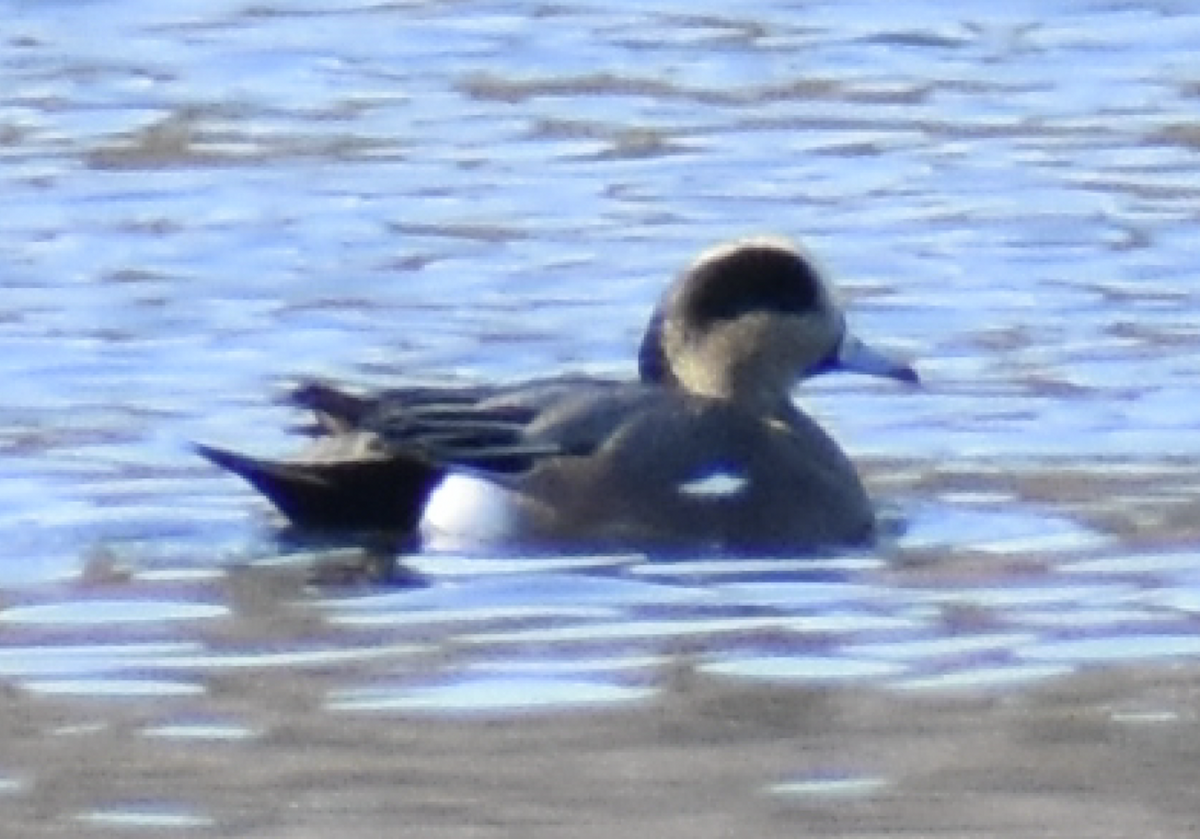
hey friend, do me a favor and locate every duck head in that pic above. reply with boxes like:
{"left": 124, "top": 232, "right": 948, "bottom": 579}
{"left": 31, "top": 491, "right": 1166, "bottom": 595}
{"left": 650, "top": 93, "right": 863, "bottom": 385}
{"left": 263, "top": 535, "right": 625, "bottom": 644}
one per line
{"left": 638, "top": 237, "right": 917, "bottom": 410}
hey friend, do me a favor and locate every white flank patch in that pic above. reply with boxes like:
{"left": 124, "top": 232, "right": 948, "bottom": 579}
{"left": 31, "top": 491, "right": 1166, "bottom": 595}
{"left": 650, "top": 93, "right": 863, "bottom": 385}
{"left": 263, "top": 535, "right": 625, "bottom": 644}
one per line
{"left": 676, "top": 469, "right": 748, "bottom": 499}
{"left": 421, "top": 473, "right": 517, "bottom": 546}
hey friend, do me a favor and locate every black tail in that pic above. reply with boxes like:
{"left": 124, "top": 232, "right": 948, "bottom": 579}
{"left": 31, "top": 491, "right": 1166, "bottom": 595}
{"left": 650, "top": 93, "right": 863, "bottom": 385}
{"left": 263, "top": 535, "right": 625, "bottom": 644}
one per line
{"left": 194, "top": 442, "right": 445, "bottom": 532}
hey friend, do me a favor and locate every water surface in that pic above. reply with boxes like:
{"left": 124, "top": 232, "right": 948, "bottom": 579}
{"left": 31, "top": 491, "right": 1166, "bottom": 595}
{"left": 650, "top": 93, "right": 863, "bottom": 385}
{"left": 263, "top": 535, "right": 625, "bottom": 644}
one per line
{"left": 3, "top": 1, "right": 1200, "bottom": 836}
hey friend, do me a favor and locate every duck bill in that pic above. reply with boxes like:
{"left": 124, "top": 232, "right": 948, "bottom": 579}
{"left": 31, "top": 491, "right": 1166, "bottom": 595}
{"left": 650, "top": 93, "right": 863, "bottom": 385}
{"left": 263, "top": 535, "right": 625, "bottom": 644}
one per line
{"left": 822, "top": 329, "right": 919, "bottom": 384}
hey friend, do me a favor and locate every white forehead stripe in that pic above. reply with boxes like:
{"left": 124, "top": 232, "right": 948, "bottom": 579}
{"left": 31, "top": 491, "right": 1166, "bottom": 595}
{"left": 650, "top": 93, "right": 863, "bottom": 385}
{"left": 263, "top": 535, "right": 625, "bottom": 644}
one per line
{"left": 677, "top": 469, "right": 748, "bottom": 499}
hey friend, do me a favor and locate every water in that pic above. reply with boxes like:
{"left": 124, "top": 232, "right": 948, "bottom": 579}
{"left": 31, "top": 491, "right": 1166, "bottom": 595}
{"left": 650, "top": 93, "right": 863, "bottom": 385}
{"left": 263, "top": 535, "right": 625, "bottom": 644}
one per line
{"left": 4, "top": 1, "right": 1200, "bottom": 836}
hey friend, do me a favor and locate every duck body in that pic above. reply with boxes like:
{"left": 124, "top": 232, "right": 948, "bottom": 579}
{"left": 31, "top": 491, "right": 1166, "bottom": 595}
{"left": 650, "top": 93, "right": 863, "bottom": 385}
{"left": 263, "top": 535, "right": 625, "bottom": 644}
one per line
{"left": 497, "top": 382, "right": 875, "bottom": 550}
{"left": 197, "top": 237, "right": 916, "bottom": 553}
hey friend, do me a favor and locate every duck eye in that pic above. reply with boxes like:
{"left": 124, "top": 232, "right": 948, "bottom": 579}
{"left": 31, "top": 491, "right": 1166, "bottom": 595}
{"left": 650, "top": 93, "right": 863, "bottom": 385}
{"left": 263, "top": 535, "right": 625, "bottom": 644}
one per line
{"left": 686, "top": 246, "right": 823, "bottom": 324}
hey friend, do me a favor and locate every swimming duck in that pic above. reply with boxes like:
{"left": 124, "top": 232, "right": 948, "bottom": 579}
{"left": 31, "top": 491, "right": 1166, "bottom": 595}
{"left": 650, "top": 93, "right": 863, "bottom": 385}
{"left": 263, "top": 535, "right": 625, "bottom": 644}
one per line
{"left": 196, "top": 237, "right": 917, "bottom": 552}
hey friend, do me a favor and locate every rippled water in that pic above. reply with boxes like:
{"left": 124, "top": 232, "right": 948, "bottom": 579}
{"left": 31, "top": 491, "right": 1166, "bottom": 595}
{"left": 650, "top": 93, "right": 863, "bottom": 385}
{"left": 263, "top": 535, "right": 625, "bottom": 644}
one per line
{"left": 4, "top": 1, "right": 1200, "bottom": 836}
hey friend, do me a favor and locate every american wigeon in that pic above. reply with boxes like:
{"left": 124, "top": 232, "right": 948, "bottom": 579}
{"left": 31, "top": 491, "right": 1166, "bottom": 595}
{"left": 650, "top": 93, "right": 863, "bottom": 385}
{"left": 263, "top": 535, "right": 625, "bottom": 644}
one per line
{"left": 196, "top": 237, "right": 917, "bottom": 553}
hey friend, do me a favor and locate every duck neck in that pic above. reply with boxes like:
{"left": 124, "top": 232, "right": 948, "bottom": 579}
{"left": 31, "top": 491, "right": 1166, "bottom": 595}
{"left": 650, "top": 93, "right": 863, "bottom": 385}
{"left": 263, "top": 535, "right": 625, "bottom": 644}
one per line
{"left": 671, "top": 359, "right": 797, "bottom": 419}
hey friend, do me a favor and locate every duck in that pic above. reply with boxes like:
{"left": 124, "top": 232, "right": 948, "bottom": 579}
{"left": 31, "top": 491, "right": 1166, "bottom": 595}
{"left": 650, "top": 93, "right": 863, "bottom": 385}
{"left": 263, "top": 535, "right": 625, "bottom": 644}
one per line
{"left": 195, "top": 237, "right": 917, "bottom": 553}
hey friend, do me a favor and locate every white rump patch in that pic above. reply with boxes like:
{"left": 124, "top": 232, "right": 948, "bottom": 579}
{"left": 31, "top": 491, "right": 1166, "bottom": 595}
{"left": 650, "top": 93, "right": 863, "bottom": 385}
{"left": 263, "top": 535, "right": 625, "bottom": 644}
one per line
{"left": 676, "top": 469, "right": 749, "bottom": 499}
{"left": 421, "top": 473, "right": 517, "bottom": 546}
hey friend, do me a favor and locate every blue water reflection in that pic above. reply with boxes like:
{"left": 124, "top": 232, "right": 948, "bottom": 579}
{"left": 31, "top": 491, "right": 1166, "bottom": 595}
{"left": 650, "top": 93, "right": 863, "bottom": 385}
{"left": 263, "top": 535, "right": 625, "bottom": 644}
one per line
{"left": 3, "top": 0, "right": 1200, "bottom": 832}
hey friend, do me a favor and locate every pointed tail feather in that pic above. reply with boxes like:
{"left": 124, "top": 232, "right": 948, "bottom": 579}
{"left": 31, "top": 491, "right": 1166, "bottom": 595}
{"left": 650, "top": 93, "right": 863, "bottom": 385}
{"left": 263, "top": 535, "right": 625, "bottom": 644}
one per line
{"left": 194, "top": 442, "right": 444, "bottom": 532}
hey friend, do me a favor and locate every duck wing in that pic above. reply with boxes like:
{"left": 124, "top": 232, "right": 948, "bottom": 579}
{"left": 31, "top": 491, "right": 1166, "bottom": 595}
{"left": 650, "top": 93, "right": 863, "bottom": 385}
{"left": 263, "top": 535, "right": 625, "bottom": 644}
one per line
{"left": 198, "top": 378, "right": 605, "bottom": 531}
